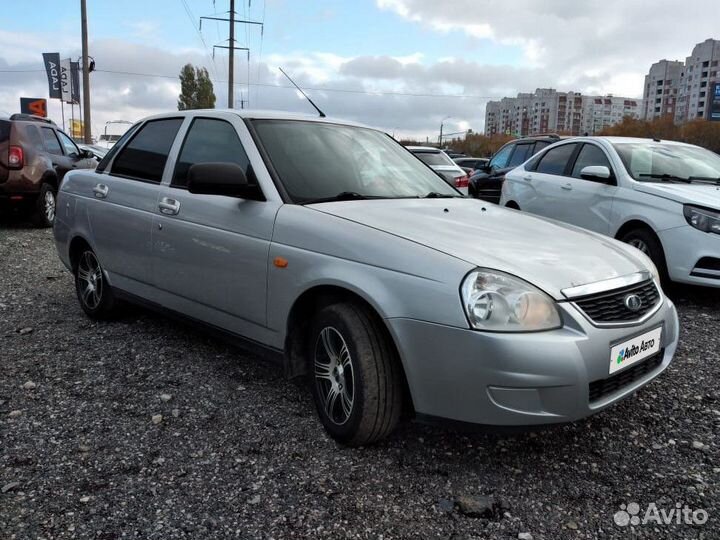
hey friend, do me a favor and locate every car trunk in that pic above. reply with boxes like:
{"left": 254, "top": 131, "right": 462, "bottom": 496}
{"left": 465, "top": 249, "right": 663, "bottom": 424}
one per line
{"left": 0, "top": 120, "right": 10, "bottom": 183}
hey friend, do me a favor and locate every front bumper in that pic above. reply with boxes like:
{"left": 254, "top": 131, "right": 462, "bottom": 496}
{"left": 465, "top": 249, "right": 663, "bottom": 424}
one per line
{"left": 386, "top": 297, "right": 678, "bottom": 426}
{"left": 659, "top": 225, "right": 720, "bottom": 287}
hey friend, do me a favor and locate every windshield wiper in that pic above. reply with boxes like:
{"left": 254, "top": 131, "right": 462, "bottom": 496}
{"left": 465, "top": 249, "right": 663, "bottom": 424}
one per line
{"left": 686, "top": 175, "right": 720, "bottom": 185}
{"left": 302, "top": 191, "right": 375, "bottom": 204}
{"left": 637, "top": 173, "right": 692, "bottom": 183}
{"left": 423, "top": 192, "right": 459, "bottom": 198}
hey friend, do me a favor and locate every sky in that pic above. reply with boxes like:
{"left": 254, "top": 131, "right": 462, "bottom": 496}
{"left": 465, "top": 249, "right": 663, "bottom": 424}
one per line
{"left": 0, "top": 0, "right": 718, "bottom": 140}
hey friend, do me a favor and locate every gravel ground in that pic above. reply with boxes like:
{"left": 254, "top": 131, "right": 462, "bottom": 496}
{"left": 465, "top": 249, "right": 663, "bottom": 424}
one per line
{"left": 1, "top": 224, "right": 719, "bottom": 540}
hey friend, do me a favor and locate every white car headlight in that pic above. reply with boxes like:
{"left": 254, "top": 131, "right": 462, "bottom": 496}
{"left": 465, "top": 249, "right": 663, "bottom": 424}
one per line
{"left": 460, "top": 269, "right": 562, "bottom": 332}
{"left": 684, "top": 204, "right": 720, "bottom": 235}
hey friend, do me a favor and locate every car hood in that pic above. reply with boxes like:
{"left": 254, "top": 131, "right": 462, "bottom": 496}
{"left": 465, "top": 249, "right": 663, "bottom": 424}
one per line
{"left": 633, "top": 182, "right": 720, "bottom": 209}
{"left": 309, "top": 199, "right": 649, "bottom": 299}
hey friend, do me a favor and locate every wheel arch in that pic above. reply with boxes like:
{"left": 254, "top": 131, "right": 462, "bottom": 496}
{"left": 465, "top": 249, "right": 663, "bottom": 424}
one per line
{"left": 614, "top": 219, "right": 657, "bottom": 241}
{"left": 68, "top": 235, "right": 93, "bottom": 272}
{"left": 283, "top": 284, "right": 414, "bottom": 413}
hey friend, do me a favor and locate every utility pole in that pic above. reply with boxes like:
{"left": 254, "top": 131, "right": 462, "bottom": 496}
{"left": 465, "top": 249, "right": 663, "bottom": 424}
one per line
{"left": 80, "top": 0, "right": 92, "bottom": 143}
{"left": 201, "top": 2, "right": 263, "bottom": 110}
{"left": 228, "top": 0, "right": 234, "bottom": 108}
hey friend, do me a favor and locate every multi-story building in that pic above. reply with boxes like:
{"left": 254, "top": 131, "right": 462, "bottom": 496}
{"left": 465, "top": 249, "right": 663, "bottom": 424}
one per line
{"left": 674, "top": 39, "right": 720, "bottom": 122}
{"left": 642, "top": 60, "right": 684, "bottom": 120}
{"left": 484, "top": 89, "right": 642, "bottom": 136}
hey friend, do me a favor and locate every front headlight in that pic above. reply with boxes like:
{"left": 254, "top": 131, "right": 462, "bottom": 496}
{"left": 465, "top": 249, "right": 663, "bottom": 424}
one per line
{"left": 460, "top": 269, "right": 562, "bottom": 332}
{"left": 684, "top": 205, "right": 720, "bottom": 234}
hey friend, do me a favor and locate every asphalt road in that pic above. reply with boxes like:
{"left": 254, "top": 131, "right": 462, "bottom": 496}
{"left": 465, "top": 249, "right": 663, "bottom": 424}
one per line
{"left": 1, "top": 224, "right": 718, "bottom": 540}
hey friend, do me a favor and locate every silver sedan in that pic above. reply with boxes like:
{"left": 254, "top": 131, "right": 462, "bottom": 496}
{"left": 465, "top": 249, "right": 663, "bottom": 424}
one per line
{"left": 53, "top": 110, "right": 679, "bottom": 445}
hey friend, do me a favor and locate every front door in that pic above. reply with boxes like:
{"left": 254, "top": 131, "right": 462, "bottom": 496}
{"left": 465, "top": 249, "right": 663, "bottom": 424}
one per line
{"left": 153, "top": 115, "right": 279, "bottom": 335}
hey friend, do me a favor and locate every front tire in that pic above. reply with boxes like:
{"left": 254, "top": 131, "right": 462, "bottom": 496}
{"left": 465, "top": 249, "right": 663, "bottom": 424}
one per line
{"left": 309, "top": 302, "right": 402, "bottom": 446}
{"left": 620, "top": 228, "right": 669, "bottom": 284}
{"left": 31, "top": 183, "right": 57, "bottom": 228}
{"left": 74, "top": 248, "right": 120, "bottom": 319}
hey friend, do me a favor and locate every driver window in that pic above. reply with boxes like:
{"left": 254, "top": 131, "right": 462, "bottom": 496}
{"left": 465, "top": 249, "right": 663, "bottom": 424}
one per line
{"left": 172, "top": 118, "right": 251, "bottom": 188}
{"left": 489, "top": 144, "right": 513, "bottom": 169}
{"left": 571, "top": 144, "right": 612, "bottom": 180}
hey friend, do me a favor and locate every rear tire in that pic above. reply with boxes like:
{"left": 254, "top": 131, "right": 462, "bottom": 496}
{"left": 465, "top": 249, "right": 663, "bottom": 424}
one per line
{"left": 74, "top": 247, "right": 120, "bottom": 319}
{"left": 308, "top": 302, "right": 402, "bottom": 446}
{"left": 31, "top": 183, "right": 57, "bottom": 228}
{"left": 620, "top": 228, "right": 669, "bottom": 285}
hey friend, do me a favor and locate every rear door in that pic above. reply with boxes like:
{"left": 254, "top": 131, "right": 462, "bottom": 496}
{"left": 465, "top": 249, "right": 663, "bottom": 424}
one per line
{"left": 39, "top": 127, "right": 75, "bottom": 180}
{"left": 87, "top": 117, "right": 184, "bottom": 292}
{"left": 520, "top": 142, "right": 579, "bottom": 216}
{"left": 0, "top": 120, "right": 9, "bottom": 183}
{"left": 153, "top": 114, "right": 279, "bottom": 333}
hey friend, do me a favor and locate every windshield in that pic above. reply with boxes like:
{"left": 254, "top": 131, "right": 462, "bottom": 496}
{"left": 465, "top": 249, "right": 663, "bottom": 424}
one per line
{"left": 252, "top": 120, "right": 458, "bottom": 202}
{"left": 613, "top": 142, "right": 720, "bottom": 182}
{"left": 413, "top": 150, "right": 455, "bottom": 167}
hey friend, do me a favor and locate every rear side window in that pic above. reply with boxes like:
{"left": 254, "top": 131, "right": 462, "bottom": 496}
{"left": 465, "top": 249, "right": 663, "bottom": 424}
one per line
{"left": 111, "top": 118, "right": 183, "bottom": 182}
{"left": 172, "top": 118, "right": 251, "bottom": 188}
{"left": 24, "top": 125, "right": 44, "bottom": 150}
{"left": 41, "top": 127, "right": 63, "bottom": 155}
{"left": 532, "top": 140, "right": 551, "bottom": 153}
{"left": 507, "top": 143, "right": 532, "bottom": 167}
{"left": 96, "top": 123, "right": 141, "bottom": 173}
{"left": 414, "top": 151, "right": 454, "bottom": 167}
{"left": 535, "top": 144, "right": 577, "bottom": 176}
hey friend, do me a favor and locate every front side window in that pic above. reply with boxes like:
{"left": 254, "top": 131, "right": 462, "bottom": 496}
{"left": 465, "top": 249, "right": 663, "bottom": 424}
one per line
{"left": 613, "top": 142, "right": 720, "bottom": 181}
{"left": 96, "top": 123, "right": 141, "bottom": 173}
{"left": 40, "top": 127, "right": 63, "bottom": 155}
{"left": 535, "top": 144, "right": 577, "bottom": 176}
{"left": 252, "top": 120, "right": 458, "bottom": 202}
{"left": 489, "top": 143, "right": 513, "bottom": 169}
{"left": 111, "top": 118, "right": 183, "bottom": 182}
{"left": 571, "top": 144, "right": 612, "bottom": 179}
{"left": 173, "top": 118, "right": 251, "bottom": 188}
{"left": 57, "top": 131, "right": 80, "bottom": 157}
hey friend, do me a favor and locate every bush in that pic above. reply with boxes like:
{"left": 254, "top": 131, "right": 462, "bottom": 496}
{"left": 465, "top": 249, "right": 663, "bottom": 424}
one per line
{"left": 600, "top": 116, "right": 720, "bottom": 153}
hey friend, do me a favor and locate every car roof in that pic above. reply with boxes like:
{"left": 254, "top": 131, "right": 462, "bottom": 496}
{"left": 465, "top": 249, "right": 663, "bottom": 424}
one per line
{"left": 569, "top": 135, "right": 692, "bottom": 146}
{"left": 138, "top": 108, "right": 372, "bottom": 129}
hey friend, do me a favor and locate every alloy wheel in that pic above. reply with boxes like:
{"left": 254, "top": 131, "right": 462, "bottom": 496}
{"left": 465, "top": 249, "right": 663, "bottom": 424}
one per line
{"left": 77, "top": 251, "right": 103, "bottom": 310}
{"left": 628, "top": 238, "right": 650, "bottom": 255}
{"left": 314, "top": 327, "right": 355, "bottom": 425}
{"left": 44, "top": 190, "right": 56, "bottom": 223}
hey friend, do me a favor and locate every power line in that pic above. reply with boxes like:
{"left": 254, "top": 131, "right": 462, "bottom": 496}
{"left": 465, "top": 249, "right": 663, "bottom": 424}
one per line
{"left": 0, "top": 67, "right": 503, "bottom": 99}
{"left": 179, "top": 0, "right": 220, "bottom": 82}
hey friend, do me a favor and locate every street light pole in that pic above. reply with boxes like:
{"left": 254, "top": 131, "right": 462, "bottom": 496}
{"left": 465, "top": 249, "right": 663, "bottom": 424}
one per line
{"left": 80, "top": 0, "right": 92, "bottom": 143}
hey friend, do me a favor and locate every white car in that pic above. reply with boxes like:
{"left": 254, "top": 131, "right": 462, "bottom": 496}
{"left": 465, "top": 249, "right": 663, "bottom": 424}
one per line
{"left": 501, "top": 136, "right": 720, "bottom": 287}
{"left": 407, "top": 146, "right": 469, "bottom": 195}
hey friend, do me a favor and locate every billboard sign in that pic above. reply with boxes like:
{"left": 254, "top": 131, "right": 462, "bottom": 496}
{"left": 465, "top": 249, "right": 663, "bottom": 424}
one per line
{"left": 20, "top": 98, "right": 48, "bottom": 117}
{"left": 70, "top": 61, "right": 81, "bottom": 104}
{"left": 42, "top": 52, "right": 62, "bottom": 99}
{"left": 709, "top": 82, "right": 720, "bottom": 121}
{"left": 60, "top": 58, "right": 73, "bottom": 103}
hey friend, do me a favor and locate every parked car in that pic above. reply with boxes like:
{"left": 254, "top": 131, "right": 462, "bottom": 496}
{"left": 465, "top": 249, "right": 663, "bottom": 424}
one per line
{"left": 54, "top": 111, "right": 678, "bottom": 445}
{"left": 454, "top": 157, "right": 489, "bottom": 172}
{"left": 407, "top": 146, "right": 469, "bottom": 194}
{"left": 501, "top": 136, "right": 720, "bottom": 287}
{"left": 0, "top": 114, "right": 96, "bottom": 226}
{"left": 95, "top": 120, "right": 133, "bottom": 149}
{"left": 469, "top": 135, "right": 560, "bottom": 202}
{"left": 78, "top": 144, "right": 109, "bottom": 161}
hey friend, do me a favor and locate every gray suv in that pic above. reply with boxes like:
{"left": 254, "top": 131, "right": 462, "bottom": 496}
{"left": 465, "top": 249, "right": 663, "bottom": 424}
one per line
{"left": 53, "top": 110, "right": 679, "bottom": 445}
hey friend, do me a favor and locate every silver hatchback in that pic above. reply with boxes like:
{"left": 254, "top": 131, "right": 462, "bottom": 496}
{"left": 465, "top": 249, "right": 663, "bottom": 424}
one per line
{"left": 54, "top": 110, "right": 679, "bottom": 445}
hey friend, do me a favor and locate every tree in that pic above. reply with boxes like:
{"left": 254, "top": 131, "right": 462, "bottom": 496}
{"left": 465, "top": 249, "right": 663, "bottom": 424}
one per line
{"left": 178, "top": 64, "right": 216, "bottom": 110}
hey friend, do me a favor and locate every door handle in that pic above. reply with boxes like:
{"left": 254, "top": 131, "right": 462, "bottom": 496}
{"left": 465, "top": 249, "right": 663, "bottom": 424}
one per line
{"left": 561, "top": 183, "right": 573, "bottom": 191}
{"left": 523, "top": 175, "right": 532, "bottom": 182}
{"left": 158, "top": 197, "right": 181, "bottom": 216}
{"left": 93, "top": 184, "right": 109, "bottom": 199}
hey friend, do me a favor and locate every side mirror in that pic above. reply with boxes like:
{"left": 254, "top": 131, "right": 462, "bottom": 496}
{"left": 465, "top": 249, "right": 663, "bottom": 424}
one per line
{"left": 81, "top": 149, "right": 94, "bottom": 159}
{"left": 187, "top": 162, "right": 264, "bottom": 200}
{"left": 580, "top": 165, "right": 612, "bottom": 182}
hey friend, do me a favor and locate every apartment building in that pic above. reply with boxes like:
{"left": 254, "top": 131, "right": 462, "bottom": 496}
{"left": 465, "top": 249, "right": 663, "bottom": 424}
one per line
{"left": 674, "top": 39, "right": 720, "bottom": 122}
{"left": 485, "top": 89, "right": 642, "bottom": 136}
{"left": 642, "top": 60, "right": 684, "bottom": 120}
